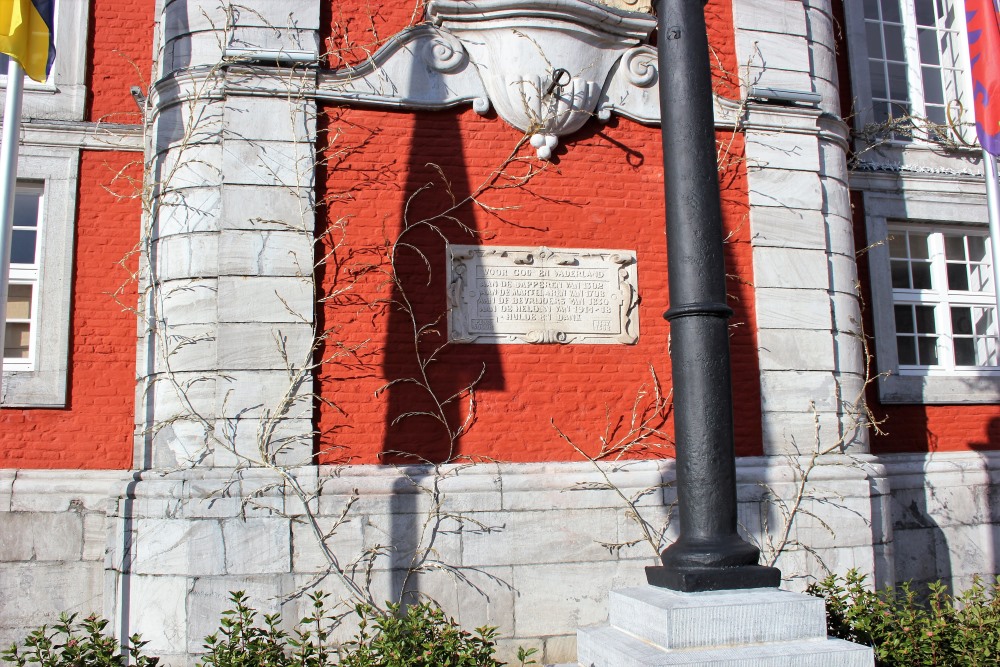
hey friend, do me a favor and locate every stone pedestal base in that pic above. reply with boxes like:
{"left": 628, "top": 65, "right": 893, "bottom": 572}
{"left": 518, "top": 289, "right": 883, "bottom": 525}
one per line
{"left": 576, "top": 586, "right": 873, "bottom": 666}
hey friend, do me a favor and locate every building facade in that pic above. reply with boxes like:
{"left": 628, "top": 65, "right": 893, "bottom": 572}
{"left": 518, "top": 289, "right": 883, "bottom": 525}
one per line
{"left": 0, "top": 0, "right": 998, "bottom": 664}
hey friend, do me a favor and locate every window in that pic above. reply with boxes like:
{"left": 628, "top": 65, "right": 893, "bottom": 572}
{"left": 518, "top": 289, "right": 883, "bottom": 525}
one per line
{"left": 1, "top": 148, "right": 79, "bottom": 408}
{"left": 850, "top": 0, "right": 972, "bottom": 140}
{"left": 4, "top": 185, "right": 43, "bottom": 368}
{"left": 856, "top": 185, "right": 1000, "bottom": 403}
{"left": 888, "top": 226, "right": 998, "bottom": 372}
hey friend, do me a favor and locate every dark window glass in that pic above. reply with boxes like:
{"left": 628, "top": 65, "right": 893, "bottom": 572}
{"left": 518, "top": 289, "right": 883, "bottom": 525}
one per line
{"left": 951, "top": 307, "right": 972, "bottom": 335}
{"left": 10, "top": 229, "right": 36, "bottom": 264}
{"left": 968, "top": 236, "right": 987, "bottom": 261}
{"left": 895, "top": 304, "right": 914, "bottom": 333}
{"left": 915, "top": 1, "right": 936, "bottom": 25}
{"left": 911, "top": 262, "right": 932, "bottom": 289}
{"left": 944, "top": 235, "right": 965, "bottom": 260}
{"left": 867, "top": 23, "right": 886, "bottom": 59}
{"left": 897, "top": 336, "right": 917, "bottom": 364}
{"left": 915, "top": 305, "right": 936, "bottom": 333}
{"left": 881, "top": 0, "right": 902, "bottom": 23}
{"left": 884, "top": 24, "right": 906, "bottom": 61}
{"left": 891, "top": 260, "right": 911, "bottom": 288}
{"left": 869, "top": 61, "right": 888, "bottom": 98}
{"left": 923, "top": 69, "right": 944, "bottom": 104}
{"left": 13, "top": 192, "right": 38, "bottom": 228}
{"left": 888, "top": 62, "right": 909, "bottom": 101}
{"left": 947, "top": 263, "right": 969, "bottom": 291}
{"left": 918, "top": 336, "right": 939, "bottom": 364}
{"left": 954, "top": 338, "right": 976, "bottom": 365}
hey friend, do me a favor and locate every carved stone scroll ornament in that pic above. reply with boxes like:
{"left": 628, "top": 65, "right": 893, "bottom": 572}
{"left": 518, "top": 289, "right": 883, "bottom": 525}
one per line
{"left": 315, "top": 0, "right": 739, "bottom": 159}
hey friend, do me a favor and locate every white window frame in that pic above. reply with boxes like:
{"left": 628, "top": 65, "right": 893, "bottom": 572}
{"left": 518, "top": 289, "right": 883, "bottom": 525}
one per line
{"left": 843, "top": 0, "right": 975, "bottom": 145}
{"left": 0, "top": 0, "right": 90, "bottom": 121}
{"left": 861, "top": 185, "right": 1000, "bottom": 403}
{"left": 1, "top": 147, "right": 79, "bottom": 408}
{"left": 887, "top": 223, "right": 998, "bottom": 371}
{"left": 4, "top": 183, "right": 44, "bottom": 370}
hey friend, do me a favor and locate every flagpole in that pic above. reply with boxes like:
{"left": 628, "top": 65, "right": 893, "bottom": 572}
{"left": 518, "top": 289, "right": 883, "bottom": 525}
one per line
{"left": 0, "top": 59, "right": 25, "bottom": 383}
{"left": 985, "top": 150, "right": 1000, "bottom": 347}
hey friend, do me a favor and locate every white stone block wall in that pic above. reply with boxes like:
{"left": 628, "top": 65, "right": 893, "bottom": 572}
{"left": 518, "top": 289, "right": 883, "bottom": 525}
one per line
{"left": 0, "top": 471, "right": 131, "bottom": 649}
{"left": 99, "top": 459, "right": 887, "bottom": 666}
{"left": 136, "top": 0, "right": 318, "bottom": 470}
{"left": 3, "top": 457, "right": 997, "bottom": 664}
{"left": 881, "top": 452, "right": 1000, "bottom": 595}
{"left": 734, "top": 0, "right": 869, "bottom": 458}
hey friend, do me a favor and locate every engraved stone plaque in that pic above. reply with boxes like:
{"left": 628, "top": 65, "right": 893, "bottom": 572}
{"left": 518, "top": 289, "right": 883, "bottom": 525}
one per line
{"left": 447, "top": 245, "right": 639, "bottom": 344}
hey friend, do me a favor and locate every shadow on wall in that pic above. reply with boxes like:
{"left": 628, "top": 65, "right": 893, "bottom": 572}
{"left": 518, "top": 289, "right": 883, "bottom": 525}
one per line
{"left": 383, "top": 107, "right": 507, "bottom": 604}
{"left": 970, "top": 416, "right": 1000, "bottom": 592}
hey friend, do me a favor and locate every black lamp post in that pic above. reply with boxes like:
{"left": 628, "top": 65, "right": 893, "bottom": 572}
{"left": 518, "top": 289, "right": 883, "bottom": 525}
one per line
{"left": 644, "top": 0, "right": 781, "bottom": 592}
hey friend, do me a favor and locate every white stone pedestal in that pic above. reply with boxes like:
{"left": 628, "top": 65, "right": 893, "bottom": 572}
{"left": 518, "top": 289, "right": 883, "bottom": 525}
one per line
{"left": 576, "top": 586, "right": 873, "bottom": 666}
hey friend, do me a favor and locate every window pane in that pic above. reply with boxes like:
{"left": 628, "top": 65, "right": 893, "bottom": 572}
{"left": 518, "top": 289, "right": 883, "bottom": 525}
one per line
{"left": 888, "top": 62, "right": 909, "bottom": 101}
{"left": 11, "top": 229, "right": 36, "bottom": 264}
{"left": 944, "top": 235, "right": 965, "bottom": 260}
{"left": 970, "top": 263, "right": 993, "bottom": 293}
{"left": 918, "top": 336, "right": 939, "bottom": 364}
{"left": 973, "top": 308, "right": 994, "bottom": 336}
{"left": 915, "top": 1, "right": 936, "bottom": 26}
{"left": 954, "top": 338, "right": 976, "bottom": 365}
{"left": 968, "top": 236, "right": 987, "bottom": 261}
{"left": 873, "top": 102, "right": 892, "bottom": 124}
{"left": 923, "top": 69, "right": 944, "bottom": 105}
{"left": 13, "top": 190, "right": 39, "bottom": 228}
{"left": 867, "top": 23, "right": 886, "bottom": 59}
{"left": 4, "top": 322, "right": 30, "bottom": 359}
{"left": 891, "top": 260, "right": 910, "bottom": 288}
{"left": 911, "top": 261, "right": 932, "bottom": 289}
{"left": 947, "top": 263, "right": 969, "bottom": 290}
{"left": 897, "top": 336, "right": 917, "bottom": 364}
{"left": 6, "top": 284, "right": 31, "bottom": 319}
{"left": 889, "top": 234, "right": 907, "bottom": 257}
{"left": 884, "top": 24, "right": 906, "bottom": 61}
{"left": 909, "top": 232, "right": 929, "bottom": 258}
{"left": 979, "top": 333, "right": 999, "bottom": 365}
{"left": 925, "top": 105, "right": 946, "bottom": 127}
{"left": 951, "top": 306, "right": 972, "bottom": 334}
{"left": 915, "top": 305, "right": 936, "bottom": 333}
{"left": 869, "top": 61, "right": 888, "bottom": 99}
{"left": 895, "top": 304, "right": 914, "bottom": 332}
{"left": 881, "top": 0, "right": 901, "bottom": 23}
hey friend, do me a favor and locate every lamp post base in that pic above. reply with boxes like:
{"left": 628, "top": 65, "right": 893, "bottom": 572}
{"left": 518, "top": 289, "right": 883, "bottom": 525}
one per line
{"left": 646, "top": 564, "right": 781, "bottom": 592}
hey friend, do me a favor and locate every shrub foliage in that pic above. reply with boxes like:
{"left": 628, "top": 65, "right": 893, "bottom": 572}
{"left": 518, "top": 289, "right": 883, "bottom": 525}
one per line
{"left": 2, "top": 592, "right": 525, "bottom": 667}
{"left": 808, "top": 570, "right": 1000, "bottom": 666}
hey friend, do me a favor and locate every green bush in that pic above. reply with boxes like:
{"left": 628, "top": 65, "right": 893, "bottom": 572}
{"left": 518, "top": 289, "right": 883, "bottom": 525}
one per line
{"left": 339, "top": 601, "right": 504, "bottom": 667}
{"left": 198, "top": 591, "right": 333, "bottom": 667}
{"left": 808, "top": 570, "right": 1000, "bottom": 666}
{"left": 1, "top": 613, "right": 158, "bottom": 667}
{"left": 3, "top": 593, "right": 531, "bottom": 667}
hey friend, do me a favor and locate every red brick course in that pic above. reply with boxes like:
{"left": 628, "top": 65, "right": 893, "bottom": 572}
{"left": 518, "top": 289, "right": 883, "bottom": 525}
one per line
{"left": 0, "top": 152, "right": 142, "bottom": 468}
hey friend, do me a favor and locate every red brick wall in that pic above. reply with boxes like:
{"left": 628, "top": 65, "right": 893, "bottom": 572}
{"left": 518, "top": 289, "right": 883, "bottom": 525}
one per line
{"left": 0, "top": 0, "right": 152, "bottom": 468}
{"left": 315, "top": 2, "right": 761, "bottom": 464}
{"left": 86, "top": 0, "right": 156, "bottom": 123}
{"left": 0, "top": 152, "right": 142, "bottom": 469}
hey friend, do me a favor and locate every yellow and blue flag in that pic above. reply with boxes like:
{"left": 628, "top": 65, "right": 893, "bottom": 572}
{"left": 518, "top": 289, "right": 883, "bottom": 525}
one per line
{"left": 0, "top": 0, "right": 55, "bottom": 83}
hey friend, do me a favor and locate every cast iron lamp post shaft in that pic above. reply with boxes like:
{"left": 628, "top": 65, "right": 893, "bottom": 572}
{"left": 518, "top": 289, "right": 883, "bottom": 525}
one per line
{"left": 645, "top": 0, "right": 781, "bottom": 592}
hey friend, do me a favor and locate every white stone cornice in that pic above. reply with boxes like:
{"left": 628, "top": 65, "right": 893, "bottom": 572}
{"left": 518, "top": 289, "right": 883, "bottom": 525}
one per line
{"left": 13, "top": 120, "right": 145, "bottom": 152}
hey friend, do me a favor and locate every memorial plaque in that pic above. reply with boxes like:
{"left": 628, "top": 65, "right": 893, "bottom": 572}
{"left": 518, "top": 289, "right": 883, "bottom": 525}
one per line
{"left": 447, "top": 245, "right": 639, "bottom": 344}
